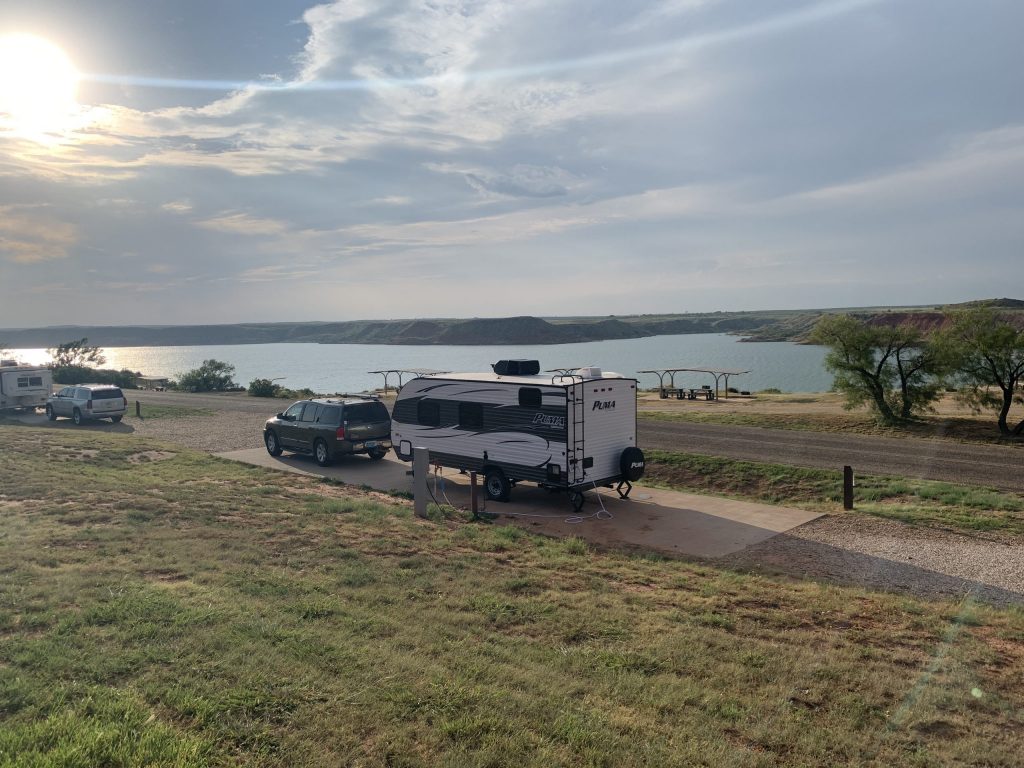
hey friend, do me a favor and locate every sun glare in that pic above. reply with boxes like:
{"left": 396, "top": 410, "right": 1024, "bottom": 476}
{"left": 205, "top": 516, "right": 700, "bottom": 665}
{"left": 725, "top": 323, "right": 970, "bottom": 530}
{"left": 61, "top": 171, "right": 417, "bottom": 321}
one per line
{"left": 0, "top": 33, "right": 79, "bottom": 141}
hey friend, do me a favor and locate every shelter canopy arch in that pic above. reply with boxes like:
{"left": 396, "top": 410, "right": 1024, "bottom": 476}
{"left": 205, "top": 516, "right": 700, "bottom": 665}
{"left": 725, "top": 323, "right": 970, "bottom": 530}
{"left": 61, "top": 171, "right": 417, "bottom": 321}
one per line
{"left": 637, "top": 367, "right": 751, "bottom": 399}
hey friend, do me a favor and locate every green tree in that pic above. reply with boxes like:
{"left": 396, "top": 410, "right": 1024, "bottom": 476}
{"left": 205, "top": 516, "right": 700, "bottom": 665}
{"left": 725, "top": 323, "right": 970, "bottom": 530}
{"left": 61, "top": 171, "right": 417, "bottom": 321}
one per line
{"left": 940, "top": 308, "right": 1024, "bottom": 436}
{"left": 810, "top": 314, "right": 946, "bottom": 423}
{"left": 177, "top": 360, "right": 237, "bottom": 392}
{"left": 47, "top": 338, "right": 106, "bottom": 368}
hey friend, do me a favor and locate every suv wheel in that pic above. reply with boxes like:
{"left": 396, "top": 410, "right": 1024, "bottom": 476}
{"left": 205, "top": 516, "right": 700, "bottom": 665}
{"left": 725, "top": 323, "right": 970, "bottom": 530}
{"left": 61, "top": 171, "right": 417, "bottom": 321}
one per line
{"left": 265, "top": 430, "right": 282, "bottom": 457}
{"left": 46, "top": 404, "right": 57, "bottom": 421}
{"left": 72, "top": 408, "right": 83, "bottom": 426}
{"left": 314, "top": 439, "right": 332, "bottom": 467}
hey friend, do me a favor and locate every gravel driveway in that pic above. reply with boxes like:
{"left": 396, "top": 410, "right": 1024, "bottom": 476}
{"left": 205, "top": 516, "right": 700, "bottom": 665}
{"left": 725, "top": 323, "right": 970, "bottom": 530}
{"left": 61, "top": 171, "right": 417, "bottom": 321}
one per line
{"left": 718, "top": 515, "right": 1024, "bottom": 607}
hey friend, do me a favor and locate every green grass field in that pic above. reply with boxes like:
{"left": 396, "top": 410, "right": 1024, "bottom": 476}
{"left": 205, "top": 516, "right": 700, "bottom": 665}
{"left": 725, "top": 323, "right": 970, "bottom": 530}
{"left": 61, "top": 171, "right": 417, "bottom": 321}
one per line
{"left": 1, "top": 426, "right": 1022, "bottom": 766}
{"left": 644, "top": 451, "right": 1024, "bottom": 535}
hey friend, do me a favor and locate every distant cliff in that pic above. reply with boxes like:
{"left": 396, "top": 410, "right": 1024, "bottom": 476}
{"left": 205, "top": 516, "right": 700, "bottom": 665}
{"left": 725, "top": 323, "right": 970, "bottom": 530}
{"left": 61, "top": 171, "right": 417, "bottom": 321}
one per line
{"left": 3, "top": 300, "right": 1020, "bottom": 348}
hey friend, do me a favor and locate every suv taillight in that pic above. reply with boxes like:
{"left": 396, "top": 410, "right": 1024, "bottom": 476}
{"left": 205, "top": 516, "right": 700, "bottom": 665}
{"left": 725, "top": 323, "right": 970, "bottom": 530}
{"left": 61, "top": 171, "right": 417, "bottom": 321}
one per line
{"left": 86, "top": 399, "right": 93, "bottom": 409}
{"left": 123, "top": 397, "right": 128, "bottom": 407}
{"left": 336, "top": 426, "right": 345, "bottom": 440}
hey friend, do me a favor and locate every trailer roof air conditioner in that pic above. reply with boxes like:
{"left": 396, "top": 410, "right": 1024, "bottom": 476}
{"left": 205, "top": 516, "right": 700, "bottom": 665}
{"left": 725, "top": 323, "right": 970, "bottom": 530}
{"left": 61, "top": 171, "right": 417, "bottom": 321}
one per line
{"left": 491, "top": 359, "right": 540, "bottom": 376}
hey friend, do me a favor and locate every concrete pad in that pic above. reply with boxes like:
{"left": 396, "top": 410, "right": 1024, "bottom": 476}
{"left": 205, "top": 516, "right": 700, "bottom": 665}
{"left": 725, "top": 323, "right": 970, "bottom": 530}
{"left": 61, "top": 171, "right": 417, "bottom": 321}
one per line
{"left": 216, "top": 448, "right": 821, "bottom": 558}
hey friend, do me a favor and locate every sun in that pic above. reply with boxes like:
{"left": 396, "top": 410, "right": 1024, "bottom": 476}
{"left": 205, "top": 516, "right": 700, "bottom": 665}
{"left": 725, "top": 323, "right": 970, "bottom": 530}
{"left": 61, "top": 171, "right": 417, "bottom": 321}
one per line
{"left": 0, "top": 33, "right": 79, "bottom": 140}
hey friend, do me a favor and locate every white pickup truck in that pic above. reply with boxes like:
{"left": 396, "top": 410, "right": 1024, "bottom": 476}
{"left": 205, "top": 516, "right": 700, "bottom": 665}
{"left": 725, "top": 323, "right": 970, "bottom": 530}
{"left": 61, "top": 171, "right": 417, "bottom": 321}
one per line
{"left": 0, "top": 360, "right": 52, "bottom": 412}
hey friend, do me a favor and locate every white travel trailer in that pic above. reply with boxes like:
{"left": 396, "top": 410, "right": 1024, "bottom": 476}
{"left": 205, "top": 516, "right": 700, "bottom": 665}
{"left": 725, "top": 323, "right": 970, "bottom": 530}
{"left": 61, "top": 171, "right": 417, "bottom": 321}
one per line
{"left": 0, "top": 360, "right": 53, "bottom": 412}
{"left": 391, "top": 360, "right": 645, "bottom": 510}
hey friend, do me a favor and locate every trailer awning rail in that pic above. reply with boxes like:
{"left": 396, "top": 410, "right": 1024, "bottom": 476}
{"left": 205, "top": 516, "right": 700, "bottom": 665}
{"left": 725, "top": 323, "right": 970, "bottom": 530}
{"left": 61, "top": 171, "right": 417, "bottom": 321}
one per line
{"left": 368, "top": 368, "right": 451, "bottom": 392}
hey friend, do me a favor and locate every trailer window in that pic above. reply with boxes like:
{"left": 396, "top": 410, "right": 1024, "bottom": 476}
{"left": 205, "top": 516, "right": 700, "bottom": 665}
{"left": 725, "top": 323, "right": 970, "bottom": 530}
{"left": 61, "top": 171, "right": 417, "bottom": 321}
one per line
{"left": 518, "top": 388, "right": 542, "bottom": 408}
{"left": 30, "top": 377, "right": 42, "bottom": 387}
{"left": 458, "top": 402, "right": 483, "bottom": 428}
{"left": 16, "top": 377, "right": 28, "bottom": 388}
{"left": 417, "top": 399, "right": 440, "bottom": 426}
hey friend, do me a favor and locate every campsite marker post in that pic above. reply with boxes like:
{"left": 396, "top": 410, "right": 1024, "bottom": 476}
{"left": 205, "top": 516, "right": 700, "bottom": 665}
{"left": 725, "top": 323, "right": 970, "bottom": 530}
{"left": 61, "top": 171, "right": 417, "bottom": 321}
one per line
{"left": 843, "top": 465, "right": 854, "bottom": 510}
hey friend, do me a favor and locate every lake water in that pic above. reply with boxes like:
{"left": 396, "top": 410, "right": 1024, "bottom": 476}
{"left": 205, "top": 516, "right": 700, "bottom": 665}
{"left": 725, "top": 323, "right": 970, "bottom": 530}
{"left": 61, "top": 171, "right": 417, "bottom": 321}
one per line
{"left": 11, "top": 333, "right": 833, "bottom": 393}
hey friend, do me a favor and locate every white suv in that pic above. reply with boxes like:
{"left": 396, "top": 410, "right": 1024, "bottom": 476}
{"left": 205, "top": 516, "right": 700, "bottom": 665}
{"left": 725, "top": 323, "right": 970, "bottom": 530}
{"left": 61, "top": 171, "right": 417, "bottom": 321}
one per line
{"left": 46, "top": 385, "right": 128, "bottom": 425}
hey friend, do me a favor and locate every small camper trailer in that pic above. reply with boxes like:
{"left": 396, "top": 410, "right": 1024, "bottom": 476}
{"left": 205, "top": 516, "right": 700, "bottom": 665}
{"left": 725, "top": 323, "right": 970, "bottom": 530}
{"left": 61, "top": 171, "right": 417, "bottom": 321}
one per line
{"left": 0, "top": 360, "right": 52, "bottom": 412}
{"left": 390, "top": 360, "right": 645, "bottom": 510}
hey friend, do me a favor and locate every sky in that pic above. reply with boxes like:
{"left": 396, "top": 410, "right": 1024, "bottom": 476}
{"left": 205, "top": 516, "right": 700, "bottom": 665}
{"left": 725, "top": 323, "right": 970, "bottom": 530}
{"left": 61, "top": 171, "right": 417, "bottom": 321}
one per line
{"left": 0, "top": 0, "right": 1022, "bottom": 327}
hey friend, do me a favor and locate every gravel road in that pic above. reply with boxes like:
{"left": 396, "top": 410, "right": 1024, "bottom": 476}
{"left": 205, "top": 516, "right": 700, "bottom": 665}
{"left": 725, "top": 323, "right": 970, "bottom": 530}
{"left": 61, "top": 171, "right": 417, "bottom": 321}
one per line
{"left": 718, "top": 515, "right": 1024, "bottom": 607}
{"left": 639, "top": 419, "right": 1024, "bottom": 492}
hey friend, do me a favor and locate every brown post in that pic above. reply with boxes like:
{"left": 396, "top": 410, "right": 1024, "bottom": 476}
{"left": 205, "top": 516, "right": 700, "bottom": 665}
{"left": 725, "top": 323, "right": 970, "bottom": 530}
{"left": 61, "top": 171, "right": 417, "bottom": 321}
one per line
{"left": 843, "top": 465, "right": 854, "bottom": 510}
{"left": 470, "top": 471, "right": 479, "bottom": 518}
{"left": 135, "top": 400, "right": 141, "bottom": 418}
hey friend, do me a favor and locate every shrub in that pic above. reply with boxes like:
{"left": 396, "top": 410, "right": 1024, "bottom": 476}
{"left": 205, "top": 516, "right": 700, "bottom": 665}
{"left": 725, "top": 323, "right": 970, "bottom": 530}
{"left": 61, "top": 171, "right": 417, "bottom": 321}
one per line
{"left": 248, "top": 378, "right": 281, "bottom": 398}
{"left": 52, "top": 365, "right": 140, "bottom": 388}
{"left": 177, "top": 360, "right": 236, "bottom": 393}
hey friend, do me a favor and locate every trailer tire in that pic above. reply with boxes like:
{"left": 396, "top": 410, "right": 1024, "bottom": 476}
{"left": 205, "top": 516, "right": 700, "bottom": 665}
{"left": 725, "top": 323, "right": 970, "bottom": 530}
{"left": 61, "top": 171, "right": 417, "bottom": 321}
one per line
{"left": 484, "top": 468, "right": 511, "bottom": 502}
{"left": 619, "top": 447, "right": 645, "bottom": 481}
{"left": 72, "top": 408, "right": 83, "bottom": 426}
{"left": 569, "top": 490, "right": 585, "bottom": 513}
{"left": 46, "top": 404, "right": 57, "bottom": 421}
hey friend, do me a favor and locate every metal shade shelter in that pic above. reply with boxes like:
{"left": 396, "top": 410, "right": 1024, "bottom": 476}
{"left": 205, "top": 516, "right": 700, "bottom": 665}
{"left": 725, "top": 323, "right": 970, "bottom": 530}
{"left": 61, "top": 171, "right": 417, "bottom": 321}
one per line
{"left": 368, "top": 368, "right": 450, "bottom": 393}
{"left": 637, "top": 367, "right": 751, "bottom": 400}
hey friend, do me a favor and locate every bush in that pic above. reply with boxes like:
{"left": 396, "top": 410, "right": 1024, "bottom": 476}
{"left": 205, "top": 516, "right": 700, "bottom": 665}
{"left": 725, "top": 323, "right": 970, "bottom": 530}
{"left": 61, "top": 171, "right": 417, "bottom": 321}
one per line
{"left": 248, "top": 378, "right": 281, "bottom": 398}
{"left": 177, "top": 360, "right": 236, "bottom": 393}
{"left": 759, "top": 388, "right": 784, "bottom": 395}
{"left": 52, "top": 366, "right": 140, "bottom": 388}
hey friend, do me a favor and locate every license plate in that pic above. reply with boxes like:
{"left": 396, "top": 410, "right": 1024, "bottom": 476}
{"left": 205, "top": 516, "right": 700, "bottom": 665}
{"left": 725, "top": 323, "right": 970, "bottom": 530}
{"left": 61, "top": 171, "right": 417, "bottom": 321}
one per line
{"left": 365, "top": 441, "right": 377, "bottom": 448}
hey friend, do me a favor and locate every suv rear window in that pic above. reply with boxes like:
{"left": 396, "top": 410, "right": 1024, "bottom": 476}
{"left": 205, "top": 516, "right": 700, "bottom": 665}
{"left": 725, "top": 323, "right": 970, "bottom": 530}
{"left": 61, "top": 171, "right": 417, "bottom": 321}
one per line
{"left": 318, "top": 405, "right": 341, "bottom": 424}
{"left": 345, "top": 402, "right": 390, "bottom": 424}
{"left": 92, "top": 388, "right": 124, "bottom": 400}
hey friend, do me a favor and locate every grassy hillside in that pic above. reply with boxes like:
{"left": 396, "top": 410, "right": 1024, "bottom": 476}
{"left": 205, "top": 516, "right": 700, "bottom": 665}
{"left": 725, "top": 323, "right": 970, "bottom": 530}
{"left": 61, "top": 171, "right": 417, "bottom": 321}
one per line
{"left": 1, "top": 425, "right": 1023, "bottom": 766}
{"left": 2, "top": 299, "right": 1021, "bottom": 348}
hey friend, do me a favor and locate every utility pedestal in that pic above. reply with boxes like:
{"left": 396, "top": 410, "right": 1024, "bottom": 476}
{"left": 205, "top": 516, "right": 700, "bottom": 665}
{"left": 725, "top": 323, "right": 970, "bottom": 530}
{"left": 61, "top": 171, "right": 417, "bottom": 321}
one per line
{"left": 413, "top": 447, "right": 430, "bottom": 518}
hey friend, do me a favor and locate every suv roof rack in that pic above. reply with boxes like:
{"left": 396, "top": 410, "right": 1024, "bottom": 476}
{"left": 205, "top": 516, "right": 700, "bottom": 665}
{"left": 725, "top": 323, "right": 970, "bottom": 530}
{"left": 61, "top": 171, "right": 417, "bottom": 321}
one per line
{"left": 318, "top": 392, "right": 381, "bottom": 402}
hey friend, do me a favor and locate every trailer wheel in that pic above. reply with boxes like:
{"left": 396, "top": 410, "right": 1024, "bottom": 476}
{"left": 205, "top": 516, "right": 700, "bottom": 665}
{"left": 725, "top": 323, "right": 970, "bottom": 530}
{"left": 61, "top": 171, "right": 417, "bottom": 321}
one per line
{"left": 46, "top": 404, "right": 57, "bottom": 421}
{"left": 484, "top": 468, "right": 511, "bottom": 502}
{"left": 568, "top": 490, "right": 586, "bottom": 512}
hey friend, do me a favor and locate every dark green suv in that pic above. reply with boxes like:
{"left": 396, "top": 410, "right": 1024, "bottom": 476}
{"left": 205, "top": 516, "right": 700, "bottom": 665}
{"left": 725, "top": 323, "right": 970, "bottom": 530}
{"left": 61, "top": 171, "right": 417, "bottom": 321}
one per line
{"left": 263, "top": 396, "right": 392, "bottom": 466}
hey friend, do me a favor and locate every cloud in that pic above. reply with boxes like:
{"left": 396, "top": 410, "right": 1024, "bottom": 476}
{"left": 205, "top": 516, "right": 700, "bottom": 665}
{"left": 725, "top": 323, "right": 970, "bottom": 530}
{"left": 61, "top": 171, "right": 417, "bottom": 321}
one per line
{"left": 161, "top": 199, "right": 193, "bottom": 213}
{"left": 0, "top": 206, "right": 77, "bottom": 264}
{"left": 197, "top": 212, "right": 291, "bottom": 236}
{"left": 428, "top": 162, "right": 576, "bottom": 199}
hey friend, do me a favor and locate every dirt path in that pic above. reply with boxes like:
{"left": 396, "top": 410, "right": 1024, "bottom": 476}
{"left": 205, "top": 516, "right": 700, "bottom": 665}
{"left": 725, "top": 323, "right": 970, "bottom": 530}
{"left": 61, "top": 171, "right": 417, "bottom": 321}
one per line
{"left": 639, "top": 419, "right": 1024, "bottom": 491}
